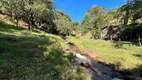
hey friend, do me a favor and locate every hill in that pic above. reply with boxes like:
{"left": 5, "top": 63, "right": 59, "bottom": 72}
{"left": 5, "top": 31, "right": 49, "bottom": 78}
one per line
{"left": 0, "top": 18, "right": 91, "bottom": 80}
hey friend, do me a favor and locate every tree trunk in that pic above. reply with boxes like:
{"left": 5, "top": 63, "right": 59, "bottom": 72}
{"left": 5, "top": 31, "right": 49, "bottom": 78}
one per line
{"left": 124, "top": 15, "right": 129, "bottom": 26}
{"left": 28, "top": 24, "right": 31, "bottom": 31}
{"left": 110, "top": 35, "right": 113, "bottom": 41}
{"left": 101, "top": 32, "right": 103, "bottom": 40}
{"left": 16, "top": 19, "right": 19, "bottom": 27}
{"left": 124, "top": 10, "right": 129, "bottom": 25}
{"left": 92, "top": 32, "right": 95, "bottom": 40}
{"left": 118, "top": 37, "right": 122, "bottom": 48}
{"left": 138, "top": 35, "right": 142, "bottom": 46}
{"left": 124, "top": 0, "right": 130, "bottom": 26}
{"left": 130, "top": 30, "right": 133, "bottom": 40}
{"left": 0, "top": 10, "right": 3, "bottom": 15}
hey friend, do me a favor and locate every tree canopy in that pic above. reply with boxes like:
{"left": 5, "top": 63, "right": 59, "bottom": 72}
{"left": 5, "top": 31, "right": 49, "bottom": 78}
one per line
{"left": 0, "top": 0, "right": 142, "bottom": 40}
{"left": 80, "top": 6, "right": 107, "bottom": 39}
{"left": 53, "top": 10, "right": 74, "bottom": 36}
{"left": 0, "top": 0, "right": 55, "bottom": 31}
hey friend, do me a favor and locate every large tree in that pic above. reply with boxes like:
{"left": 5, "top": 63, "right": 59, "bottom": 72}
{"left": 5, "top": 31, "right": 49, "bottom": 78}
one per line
{"left": 124, "top": 0, "right": 131, "bottom": 25}
{"left": 0, "top": 0, "right": 55, "bottom": 31}
{"left": 132, "top": 0, "right": 142, "bottom": 22}
{"left": 81, "top": 6, "right": 107, "bottom": 39}
{"left": 119, "top": 0, "right": 142, "bottom": 24}
{"left": 53, "top": 10, "right": 74, "bottom": 36}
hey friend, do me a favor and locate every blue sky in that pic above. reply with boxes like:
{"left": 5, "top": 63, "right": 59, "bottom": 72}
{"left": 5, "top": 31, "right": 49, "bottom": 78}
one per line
{"left": 54, "top": 0, "right": 126, "bottom": 22}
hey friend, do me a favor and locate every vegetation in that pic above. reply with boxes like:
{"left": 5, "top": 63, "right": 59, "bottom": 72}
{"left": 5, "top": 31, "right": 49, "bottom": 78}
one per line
{"left": 74, "top": 0, "right": 142, "bottom": 41}
{"left": 53, "top": 10, "right": 74, "bottom": 36}
{"left": 0, "top": 0, "right": 77, "bottom": 35}
{"left": 0, "top": 0, "right": 55, "bottom": 31}
{"left": 69, "top": 37, "right": 142, "bottom": 70}
{"left": 0, "top": 0, "right": 142, "bottom": 79}
{"left": 1, "top": 0, "right": 141, "bottom": 40}
{"left": 81, "top": 6, "right": 107, "bottom": 39}
{"left": 0, "top": 20, "right": 91, "bottom": 80}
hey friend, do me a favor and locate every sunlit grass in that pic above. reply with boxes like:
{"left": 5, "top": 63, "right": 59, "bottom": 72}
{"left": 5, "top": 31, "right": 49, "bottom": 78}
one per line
{"left": 69, "top": 36, "right": 142, "bottom": 70}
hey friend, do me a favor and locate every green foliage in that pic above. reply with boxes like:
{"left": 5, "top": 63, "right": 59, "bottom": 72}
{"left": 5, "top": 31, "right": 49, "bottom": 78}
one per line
{"left": 0, "top": 0, "right": 55, "bottom": 31}
{"left": 79, "top": 6, "right": 107, "bottom": 39}
{"left": 131, "top": 0, "right": 142, "bottom": 21}
{"left": 118, "top": 0, "right": 142, "bottom": 24}
{"left": 106, "top": 9, "right": 118, "bottom": 20}
{"left": 75, "top": 1, "right": 142, "bottom": 40}
{"left": 106, "top": 8, "right": 121, "bottom": 25}
{"left": 53, "top": 10, "right": 74, "bottom": 35}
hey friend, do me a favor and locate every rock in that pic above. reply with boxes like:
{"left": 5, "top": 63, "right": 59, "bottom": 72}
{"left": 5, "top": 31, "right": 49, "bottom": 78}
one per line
{"left": 112, "top": 78, "right": 121, "bottom": 80}
{"left": 126, "top": 75, "right": 138, "bottom": 80}
{"left": 75, "top": 53, "right": 91, "bottom": 65}
{"left": 65, "top": 41, "right": 69, "bottom": 44}
{"left": 80, "top": 61, "right": 90, "bottom": 68}
{"left": 75, "top": 58, "right": 90, "bottom": 67}
{"left": 136, "top": 77, "right": 142, "bottom": 80}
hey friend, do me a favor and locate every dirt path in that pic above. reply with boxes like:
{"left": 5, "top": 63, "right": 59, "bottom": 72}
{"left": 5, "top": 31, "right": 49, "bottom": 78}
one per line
{"left": 65, "top": 40, "right": 123, "bottom": 80}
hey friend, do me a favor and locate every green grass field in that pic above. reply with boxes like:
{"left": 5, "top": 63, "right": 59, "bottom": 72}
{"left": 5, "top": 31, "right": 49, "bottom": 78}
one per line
{"left": 0, "top": 20, "right": 91, "bottom": 80}
{"left": 69, "top": 37, "right": 142, "bottom": 71}
{"left": 0, "top": 13, "right": 142, "bottom": 79}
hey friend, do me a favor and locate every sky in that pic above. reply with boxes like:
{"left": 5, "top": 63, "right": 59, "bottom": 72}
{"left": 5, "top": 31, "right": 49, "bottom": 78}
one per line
{"left": 54, "top": 0, "right": 126, "bottom": 23}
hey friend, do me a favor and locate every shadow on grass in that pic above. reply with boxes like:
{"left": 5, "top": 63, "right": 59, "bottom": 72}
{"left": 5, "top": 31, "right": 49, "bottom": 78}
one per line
{"left": 0, "top": 21, "right": 90, "bottom": 80}
{"left": 113, "top": 41, "right": 133, "bottom": 49}
{"left": 0, "top": 20, "right": 41, "bottom": 33}
{"left": 0, "top": 33, "right": 66, "bottom": 80}
{"left": 0, "top": 20, "right": 26, "bottom": 31}
{"left": 104, "top": 61, "right": 142, "bottom": 80}
{"left": 121, "top": 64, "right": 142, "bottom": 80}
{"left": 133, "top": 54, "right": 142, "bottom": 60}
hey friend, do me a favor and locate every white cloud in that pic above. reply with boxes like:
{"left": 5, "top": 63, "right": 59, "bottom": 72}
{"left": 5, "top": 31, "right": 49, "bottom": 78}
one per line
{"left": 91, "top": 4, "right": 98, "bottom": 8}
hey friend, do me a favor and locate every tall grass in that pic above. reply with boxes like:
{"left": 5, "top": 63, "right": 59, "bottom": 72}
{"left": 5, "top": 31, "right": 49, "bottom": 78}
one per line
{"left": 69, "top": 37, "right": 142, "bottom": 70}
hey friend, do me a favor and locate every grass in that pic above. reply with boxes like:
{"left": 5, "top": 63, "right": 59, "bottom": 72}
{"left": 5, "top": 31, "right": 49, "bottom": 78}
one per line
{"left": 0, "top": 14, "right": 15, "bottom": 25}
{"left": 0, "top": 20, "right": 91, "bottom": 80}
{"left": 68, "top": 37, "right": 142, "bottom": 71}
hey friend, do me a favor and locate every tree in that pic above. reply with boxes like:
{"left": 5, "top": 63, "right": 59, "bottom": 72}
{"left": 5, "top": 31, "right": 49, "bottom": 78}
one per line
{"left": 132, "top": 0, "right": 142, "bottom": 22}
{"left": 0, "top": 0, "right": 55, "bottom": 31}
{"left": 105, "top": 8, "right": 120, "bottom": 26}
{"left": 53, "top": 10, "right": 74, "bottom": 36}
{"left": 22, "top": 0, "right": 55, "bottom": 31}
{"left": 81, "top": 6, "right": 107, "bottom": 39}
{"left": 118, "top": 0, "right": 132, "bottom": 25}
{"left": 119, "top": 0, "right": 142, "bottom": 24}
{"left": 124, "top": 0, "right": 131, "bottom": 25}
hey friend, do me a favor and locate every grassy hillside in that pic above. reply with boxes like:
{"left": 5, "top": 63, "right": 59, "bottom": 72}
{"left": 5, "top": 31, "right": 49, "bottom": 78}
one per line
{"left": 0, "top": 20, "right": 91, "bottom": 80}
{"left": 69, "top": 37, "right": 142, "bottom": 72}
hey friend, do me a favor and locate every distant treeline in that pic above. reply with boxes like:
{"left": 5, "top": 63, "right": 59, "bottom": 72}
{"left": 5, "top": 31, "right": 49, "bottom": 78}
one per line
{"left": 0, "top": 0, "right": 142, "bottom": 41}
{"left": 75, "top": 0, "right": 142, "bottom": 41}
